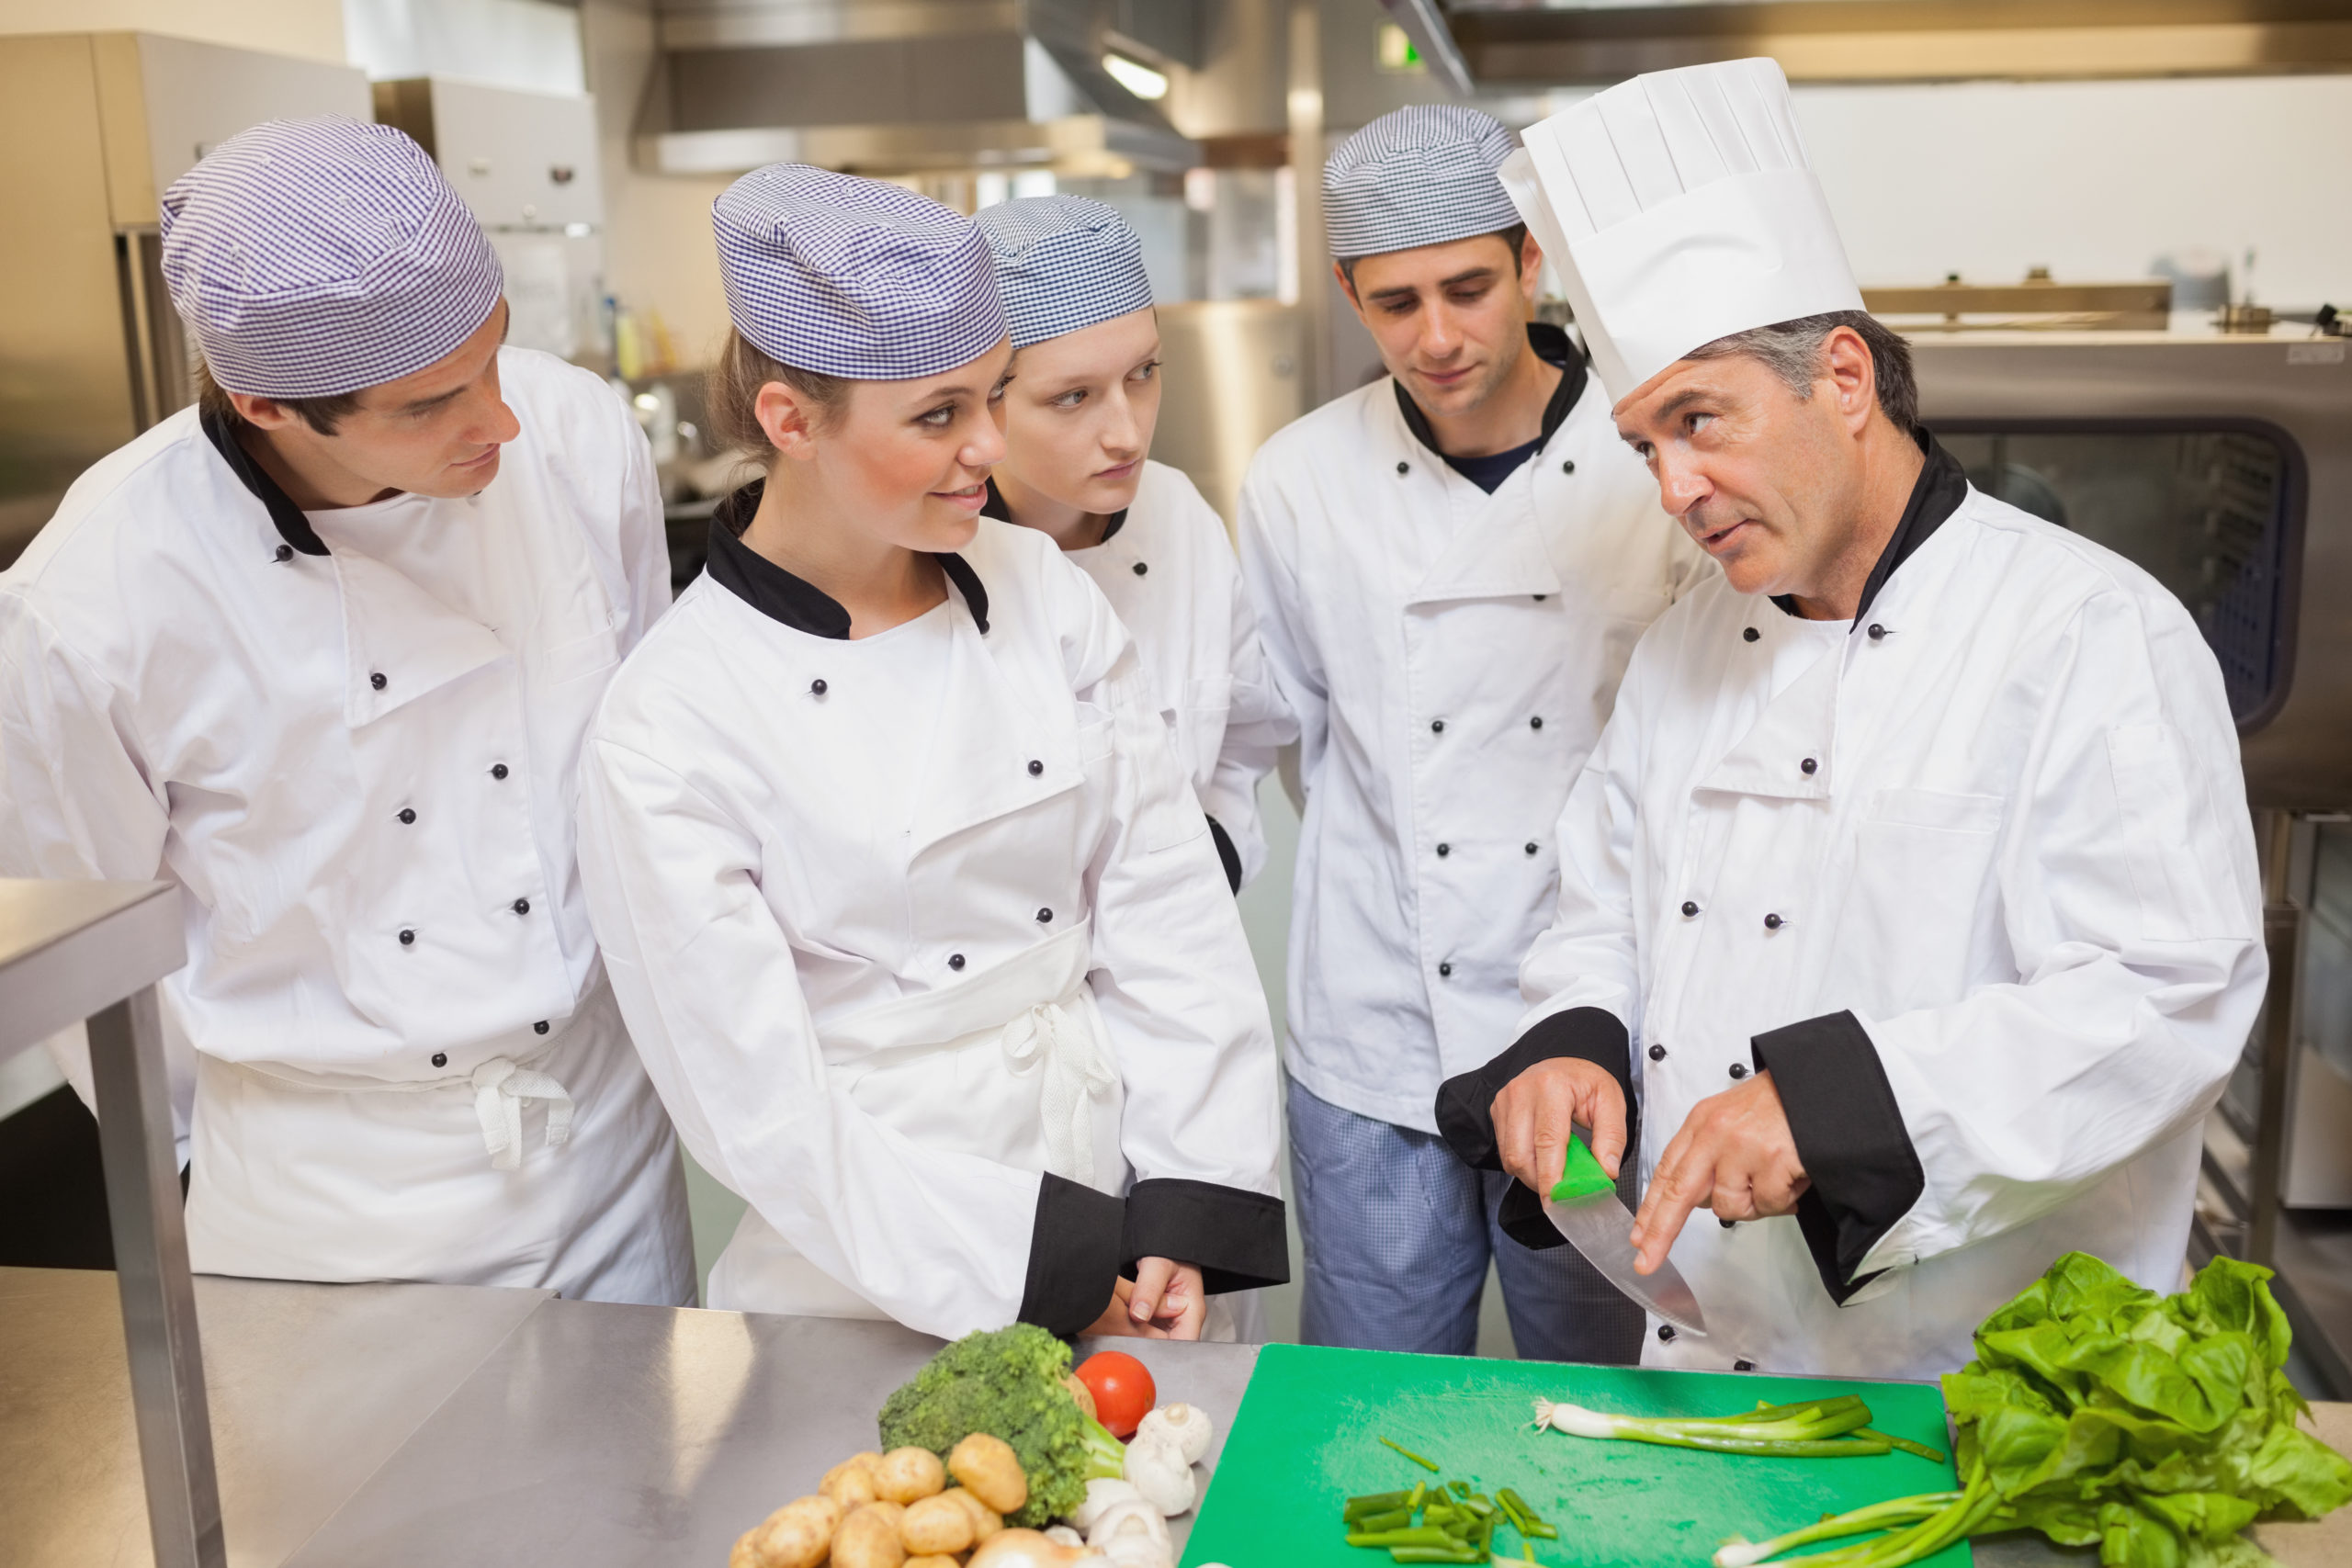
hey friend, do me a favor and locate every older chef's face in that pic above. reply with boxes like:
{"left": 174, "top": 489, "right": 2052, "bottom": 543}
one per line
{"left": 1337, "top": 231, "right": 1543, "bottom": 421}
{"left": 234, "top": 300, "right": 519, "bottom": 504}
{"left": 1611, "top": 328, "right": 1881, "bottom": 600}
{"left": 995, "top": 308, "right": 1162, "bottom": 517}
{"left": 771, "top": 339, "right": 1013, "bottom": 553}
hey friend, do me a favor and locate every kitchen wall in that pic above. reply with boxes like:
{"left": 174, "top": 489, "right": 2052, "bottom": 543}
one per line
{"left": 0, "top": 0, "right": 344, "bottom": 60}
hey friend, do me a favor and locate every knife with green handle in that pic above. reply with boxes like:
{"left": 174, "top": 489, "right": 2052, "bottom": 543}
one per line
{"left": 1542, "top": 1132, "right": 1710, "bottom": 1337}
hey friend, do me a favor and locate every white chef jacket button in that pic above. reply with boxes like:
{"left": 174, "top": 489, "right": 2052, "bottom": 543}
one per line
{"left": 1027, "top": 759, "right": 1044, "bottom": 776}
{"left": 1729, "top": 1062, "right": 1749, "bottom": 1079}
{"left": 369, "top": 671, "right": 388, "bottom": 690}
{"left": 512, "top": 897, "right": 530, "bottom": 915}
{"left": 948, "top": 953, "right": 967, "bottom": 971}
{"left": 399, "top": 929, "right": 415, "bottom": 946}
{"left": 1438, "top": 961, "right": 1453, "bottom": 977}
{"left": 1524, "top": 841, "right": 1539, "bottom": 856}
{"left": 810, "top": 678, "right": 828, "bottom": 696}
{"left": 1867, "top": 623, "right": 1888, "bottom": 641}
{"left": 1680, "top": 900, "right": 1699, "bottom": 918}
{"left": 1435, "top": 842, "right": 1451, "bottom": 857}
{"left": 1734, "top": 1359, "right": 1755, "bottom": 1371}
{"left": 1396, "top": 460, "right": 1409, "bottom": 475}
{"left": 1648, "top": 1043, "right": 1667, "bottom": 1061}
{"left": 398, "top": 807, "right": 416, "bottom": 825}
{"left": 534, "top": 1021, "right": 549, "bottom": 1035}
{"left": 1763, "top": 913, "right": 1783, "bottom": 931}
{"left": 1430, "top": 718, "right": 1445, "bottom": 734}
{"left": 491, "top": 762, "right": 509, "bottom": 780}
{"left": 1530, "top": 716, "right": 1544, "bottom": 730}
{"left": 1801, "top": 758, "right": 1817, "bottom": 775}
{"left": 1560, "top": 459, "right": 1577, "bottom": 475}
{"left": 1036, "top": 907, "right": 1053, "bottom": 923}
{"left": 273, "top": 543, "right": 294, "bottom": 563}
{"left": 431, "top": 1052, "right": 447, "bottom": 1068}
{"left": 1132, "top": 561, "right": 1148, "bottom": 576}
{"left": 1742, "top": 627, "right": 1760, "bottom": 643}
{"left": 1657, "top": 1324, "right": 1677, "bottom": 1343}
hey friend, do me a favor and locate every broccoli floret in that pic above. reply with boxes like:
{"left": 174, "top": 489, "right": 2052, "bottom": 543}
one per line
{"left": 876, "top": 1323, "right": 1126, "bottom": 1527}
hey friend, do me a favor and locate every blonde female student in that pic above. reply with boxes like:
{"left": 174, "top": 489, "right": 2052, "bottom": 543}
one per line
{"left": 972, "top": 197, "right": 1295, "bottom": 890}
{"left": 575, "top": 167, "right": 1285, "bottom": 1340}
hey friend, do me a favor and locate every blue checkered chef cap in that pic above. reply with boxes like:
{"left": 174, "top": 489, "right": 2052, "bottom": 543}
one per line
{"left": 972, "top": 196, "right": 1154, "bottom": 349}
{"left": 159, "top": 118, "right": 503, "bottom": 400}
{"left": 1323, "top": 106, "right": 1521, "bottom": 261}
{"left": 714, "top": 165, "right": 1007, "bottom": 378}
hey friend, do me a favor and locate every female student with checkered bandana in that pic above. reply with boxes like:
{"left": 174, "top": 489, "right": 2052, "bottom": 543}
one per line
{"left": 574, "top": 167, "right": 1286, "bottom": 1341}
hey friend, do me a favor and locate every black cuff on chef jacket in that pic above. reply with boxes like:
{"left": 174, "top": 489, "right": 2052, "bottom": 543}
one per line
{"left": 1434, "top": 1008, "right": 1635, "bottom": 1253}
{"left": 1205, "top": 816, "right": 1242, "bottom": 895}
{"left": 1018, "top": 1174, "right": 1127, "bottom": 1337}
{"left": 1121, "top": 1179, "right": 1289, "bottom": 1294}
{"left": 1750, "top": 1010, "right": 1926, "bottom": 1306}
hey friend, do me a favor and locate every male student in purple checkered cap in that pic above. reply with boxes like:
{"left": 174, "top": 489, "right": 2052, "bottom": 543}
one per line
{"left": 0, "top": 118, "right": 693, "bottom": 1303}
{"left": 1235, "top": 105, "right": 1713, "bottom": 1360}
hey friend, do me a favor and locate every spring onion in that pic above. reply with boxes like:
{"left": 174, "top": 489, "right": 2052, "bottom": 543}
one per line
{"left": 1380, "top": 1436, "right": 1442, "bottom": 1472}
{"left": 1532, "top": 1393, "right": 1899, "bottom": 1458}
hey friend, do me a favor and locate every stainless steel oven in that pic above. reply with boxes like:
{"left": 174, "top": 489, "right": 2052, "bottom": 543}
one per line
{"left": 1911, "top": 327, "right": 2352, "bottom": 1389}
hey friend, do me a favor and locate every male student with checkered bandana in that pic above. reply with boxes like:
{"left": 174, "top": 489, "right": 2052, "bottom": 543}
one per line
{"left": 1237, "top": 105, "right": 1710, "bottom": 1359}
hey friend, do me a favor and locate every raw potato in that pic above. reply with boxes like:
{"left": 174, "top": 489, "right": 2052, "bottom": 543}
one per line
{"left": 947, "top": 1432, "right": 1028, "bottom": 1516}
{"left": 968, "top": 1529, "right": 1082, "bottom": 1568}
{"left": 738, "top": 1495, "right": 842, "bottom": 1568}
{"left": 899, "top": 1493, "right": 976, "bottom": 1555}
{"left": 822, "top": 1453, "right": 883, "bottom": 1509}
{"left": 944, "top": 1486, "right": 1003, "bottom": 1542}
{"left": 831, "top": 1503, "right": 909, "bottom": 1568}
{"left": 907, "top": 1559, "right": 962, "bottom": 1568}
{"left": 875, "top": 1445, "right": 946, "bottom": 1504}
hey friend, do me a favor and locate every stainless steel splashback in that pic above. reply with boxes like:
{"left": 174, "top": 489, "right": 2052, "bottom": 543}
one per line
{"left": 1150, "top": 301, "right": 1306, "bottom": 532}
{"left": 1911, "top": 331, "right": 2352, "bottom": 809}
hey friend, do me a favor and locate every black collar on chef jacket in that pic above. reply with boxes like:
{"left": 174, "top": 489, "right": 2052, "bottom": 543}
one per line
{"left": 978, "top": 478, "right": 1127, "bottom": 544}
{"left": 1393, "top": 321, "right": 1589, "bottom": 474}
{"left": 1770, "top": 427, "right": 1970, "bottom": 627}
{"left": 705, "top": 480, "right": 990, "bottom": 637}
{"left": 201, "top": 409, "right": 331, "bottom": 558}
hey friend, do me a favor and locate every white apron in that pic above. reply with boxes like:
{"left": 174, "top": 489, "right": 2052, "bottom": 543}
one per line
{"left": 707, "top": 920, "right": 1125, "bottom": 1318}
{"left": 186, "top": 976, "right": 693, "bottom": 1305}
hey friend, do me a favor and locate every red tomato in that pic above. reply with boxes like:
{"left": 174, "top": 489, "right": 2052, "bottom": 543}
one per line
{"left": 1074, "top": 1351, "right": 1156, "bottom": 1438}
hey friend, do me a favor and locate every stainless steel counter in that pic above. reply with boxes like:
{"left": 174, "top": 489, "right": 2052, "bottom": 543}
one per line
{"left": 7, "top": 1264, "right": 2347, "bottom": 1568}
{"left": 0, "top": 1267, "right": 548, "bottom": 1568}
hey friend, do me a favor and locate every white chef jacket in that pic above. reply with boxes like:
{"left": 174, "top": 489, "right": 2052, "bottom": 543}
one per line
{"left": 574, "top": 497, "right": 1286, "bottom": 1341}
{"left": 0, "top": 348, "right": 692, "bottom": 1304}
{"left": 1238, "top": 328, "right": 1711, "bottom": 1130}
{"left": 991, "top": 459, "right": 1296, "bottom": 888}
{"left": 1450, "top": 438, "right": 2265, "bottom": 1380}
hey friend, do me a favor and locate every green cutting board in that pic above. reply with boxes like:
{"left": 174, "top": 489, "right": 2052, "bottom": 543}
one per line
{"left": 1182, "top": 1344, "right": 1967, "bottom": 1568}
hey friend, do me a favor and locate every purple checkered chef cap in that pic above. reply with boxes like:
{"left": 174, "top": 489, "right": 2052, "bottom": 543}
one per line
{"left": 159, "top": 117, "right": 503, "bottom": 400}
{"left": 713, "top": 164, "right": 1007, "bottom": 379}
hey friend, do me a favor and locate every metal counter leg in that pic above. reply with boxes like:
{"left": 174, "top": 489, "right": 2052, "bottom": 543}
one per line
{"left": 87, "top": 986, "right": 224, "bottom": 1568}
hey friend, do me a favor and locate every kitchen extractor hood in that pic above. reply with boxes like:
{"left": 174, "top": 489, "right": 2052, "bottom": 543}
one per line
{"left": 639, "top": 0, "right": 1200, "bottom": 178}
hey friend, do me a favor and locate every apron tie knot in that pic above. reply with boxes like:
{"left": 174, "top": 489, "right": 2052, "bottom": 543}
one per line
{"left": 1001, "top": 998, "right": 1116, "bottom": 1185}
{"left": 469, "top": 1055, "right": 574, "bottom": 1171}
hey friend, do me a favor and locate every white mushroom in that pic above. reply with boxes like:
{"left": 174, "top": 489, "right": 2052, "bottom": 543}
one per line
{"left": 1069, "top": 1478, "right": 1145, "bottom": 1532}
{"left": 1085, "top": 1497, "right": 1170, "bottom": 1551}
{"left": 1096, "top": 1534, "right": 1173, "bottom": 1568}
{"left": 1042, "top": 1526, "right": 1086, "bottom": 1548}
{"left": 1121, "top": 1429, "right": 1197, "bottom": 1517}
{"left": 1134, "top": 1404, "right": 1214, "bottom": 1467}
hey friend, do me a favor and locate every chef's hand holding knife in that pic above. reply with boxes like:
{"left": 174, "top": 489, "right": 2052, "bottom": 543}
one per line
{"left": 1491, "top": 1061, "right": 1809, "bottom": 1275}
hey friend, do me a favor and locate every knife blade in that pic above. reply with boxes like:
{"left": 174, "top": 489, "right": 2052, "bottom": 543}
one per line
{"left": 1542, "top": 1187, "right": 1710, "bottom": 1337}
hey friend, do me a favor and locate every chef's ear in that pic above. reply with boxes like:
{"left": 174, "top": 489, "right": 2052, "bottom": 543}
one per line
{"left": 1817, "top": 326, "right": 1880, "bottom": 437}
{"left": 754, "top": 378, "right": 827, "bottom": 462}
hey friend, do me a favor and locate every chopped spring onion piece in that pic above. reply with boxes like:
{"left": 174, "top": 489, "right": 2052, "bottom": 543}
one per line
{"left": 1380, "top": 1436, "right": 1442, "bottom": 1472}
{"left": 1852, "top": 1428, "right": 1947, "bottom": 1464}
{"left": 1346, "top": 1491, "right": 1415, "bottom": 1518}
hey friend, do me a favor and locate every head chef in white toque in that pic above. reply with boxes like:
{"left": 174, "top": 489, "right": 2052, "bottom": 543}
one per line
{"left": 161, "top": 116, "right": 503, "bottom": 400}
{"left": 1502, "top": 56, "right": 1864, "bottom": 405}
{"left": 1451, "top": 59, "right": 2262, "bottom": 1387}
